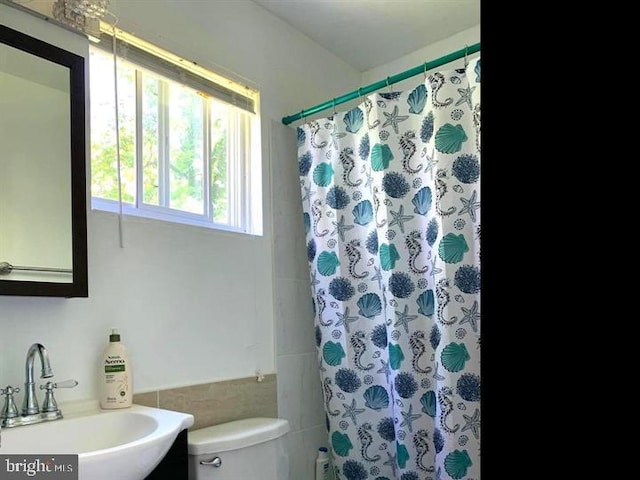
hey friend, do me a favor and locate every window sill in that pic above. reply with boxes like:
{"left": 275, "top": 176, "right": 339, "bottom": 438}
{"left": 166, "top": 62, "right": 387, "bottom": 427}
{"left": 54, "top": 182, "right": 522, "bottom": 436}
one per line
{"left": 91, "top": 198, "right": 260, "bottom": 236}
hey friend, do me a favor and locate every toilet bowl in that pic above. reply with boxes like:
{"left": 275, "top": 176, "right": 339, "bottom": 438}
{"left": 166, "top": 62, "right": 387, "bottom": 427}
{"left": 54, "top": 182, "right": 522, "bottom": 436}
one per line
{"left": 187, "top": 417, "right": 290, "bottom": 479}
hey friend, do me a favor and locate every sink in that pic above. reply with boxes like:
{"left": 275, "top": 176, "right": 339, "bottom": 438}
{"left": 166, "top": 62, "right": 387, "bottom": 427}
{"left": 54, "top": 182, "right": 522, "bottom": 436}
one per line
{"left": 1, "top": 402, "right": 194, "bottom": 479}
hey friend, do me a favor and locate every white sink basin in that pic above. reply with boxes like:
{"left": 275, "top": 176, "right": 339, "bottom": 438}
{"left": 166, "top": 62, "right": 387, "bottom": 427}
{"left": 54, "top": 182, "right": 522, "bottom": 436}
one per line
{"left": 1, "top": 402, "right": 194, "bottom": 480}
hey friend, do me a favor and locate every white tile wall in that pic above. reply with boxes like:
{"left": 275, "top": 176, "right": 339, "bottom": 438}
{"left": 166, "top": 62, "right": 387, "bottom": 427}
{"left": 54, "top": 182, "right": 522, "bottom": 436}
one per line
{"left": 286, "top": 425, "right": 332, "bottom": 480}
{"left": 271, "top": 119, "right": 327, "bottom": 479}
{"left": 275, "top": 279, "right": 316, "bottom": 356}
{"left": 277, "top": 352, "right": 325, "bottom": 432}
{"left": 273, "top": 212, "right": 309, "bottom": 281}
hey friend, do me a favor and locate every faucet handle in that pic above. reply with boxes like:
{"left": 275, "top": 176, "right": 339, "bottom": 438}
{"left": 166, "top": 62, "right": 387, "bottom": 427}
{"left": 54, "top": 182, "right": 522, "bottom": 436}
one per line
{"left": 48, "top": 379, "right": 79, "bottom": 389}
{"left": 1, "top": 385, "right": 20, "bottom": 420}
{"left": 40, "top": 379, "right": 78, "bottom": 413}
{"left": 0, "top": 385, "right": 20, "bottom": 395}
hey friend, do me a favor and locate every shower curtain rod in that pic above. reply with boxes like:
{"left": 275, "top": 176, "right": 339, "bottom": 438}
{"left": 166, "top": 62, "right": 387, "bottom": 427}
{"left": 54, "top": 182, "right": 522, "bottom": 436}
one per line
{"left": 281, "top": 42, "right": 480, "bottom": 126}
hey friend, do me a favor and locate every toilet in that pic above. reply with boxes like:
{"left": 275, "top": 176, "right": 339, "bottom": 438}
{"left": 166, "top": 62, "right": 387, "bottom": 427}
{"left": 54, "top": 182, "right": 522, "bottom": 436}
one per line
{"left": 187, "top": 417, "right": 290, "bottom": 479}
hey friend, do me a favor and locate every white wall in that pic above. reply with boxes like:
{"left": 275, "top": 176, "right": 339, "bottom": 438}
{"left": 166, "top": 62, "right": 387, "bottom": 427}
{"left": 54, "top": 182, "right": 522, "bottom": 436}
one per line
{"left": 363, "top": 24, "right": 481, "bottom": 91}
{"left": 327, "top": 24, "right": 482, "bottom": 117}
{"left": 0, "top": 0, "right": 361, "bottom": 403}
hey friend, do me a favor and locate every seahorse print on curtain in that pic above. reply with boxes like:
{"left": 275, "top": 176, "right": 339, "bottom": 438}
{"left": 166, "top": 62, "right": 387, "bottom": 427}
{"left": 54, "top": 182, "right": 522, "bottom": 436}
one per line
{"left": 297, "top": 58, "right": 480, "bottom": 480}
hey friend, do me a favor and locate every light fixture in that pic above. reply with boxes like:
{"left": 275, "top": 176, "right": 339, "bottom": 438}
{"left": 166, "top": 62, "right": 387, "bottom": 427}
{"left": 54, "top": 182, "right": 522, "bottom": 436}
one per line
{"left": 51, "top": 0, "right": 109, "bottom": 39}
{"left": 65, "top": 0, "right": 109, "bottom": 19}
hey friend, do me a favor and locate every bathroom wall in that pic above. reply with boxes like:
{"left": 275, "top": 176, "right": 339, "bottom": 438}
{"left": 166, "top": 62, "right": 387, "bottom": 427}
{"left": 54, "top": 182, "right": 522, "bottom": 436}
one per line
{"left": 0, "top": 1, "right": 359, "bottom": 408}
{"left": 133, "top": 374, "right": 278, "bottom": 432}
{"left": 0, "top": 2, "right": 361, "bottom": 478}
{"left": 332, "top": 24, "right": 482, "bottom": 118}
{"left": 362, "top": 24, "right": 481, "bottom": 89}
{"left": 270, "top": 118, "right": 329, "bottom": 478}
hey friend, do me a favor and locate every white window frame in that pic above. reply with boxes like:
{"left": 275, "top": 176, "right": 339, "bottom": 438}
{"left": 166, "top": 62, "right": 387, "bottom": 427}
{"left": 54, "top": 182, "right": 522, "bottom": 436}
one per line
{"left": 89, "top": 26, "right": 262, "bottom": 235}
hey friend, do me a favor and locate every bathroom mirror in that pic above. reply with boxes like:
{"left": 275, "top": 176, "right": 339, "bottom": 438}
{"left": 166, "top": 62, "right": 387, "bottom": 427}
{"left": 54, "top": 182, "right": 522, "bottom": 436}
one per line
{"left": 0, "top": 24, "right": 88, "bottom": 297}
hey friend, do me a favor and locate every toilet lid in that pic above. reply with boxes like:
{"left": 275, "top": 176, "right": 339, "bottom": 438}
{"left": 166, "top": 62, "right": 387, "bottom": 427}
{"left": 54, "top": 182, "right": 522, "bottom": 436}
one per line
{"left": 187, "top": 417, "right": 290, "bottom": 455}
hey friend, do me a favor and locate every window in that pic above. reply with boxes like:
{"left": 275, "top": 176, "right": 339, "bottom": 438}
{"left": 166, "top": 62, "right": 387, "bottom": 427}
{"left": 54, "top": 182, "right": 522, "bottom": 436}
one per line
{"left": 89, "top": 28, "right": 261, "bottom": 234}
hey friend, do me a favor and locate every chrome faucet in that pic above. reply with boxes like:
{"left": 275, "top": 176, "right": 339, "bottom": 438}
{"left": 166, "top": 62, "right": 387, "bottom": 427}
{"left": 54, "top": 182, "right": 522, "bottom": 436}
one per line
{"left": 22, "top": 343, "right": 54, "bottom": 416}
{"left": 0, "top": 343, "right": 77, "bottom": 428}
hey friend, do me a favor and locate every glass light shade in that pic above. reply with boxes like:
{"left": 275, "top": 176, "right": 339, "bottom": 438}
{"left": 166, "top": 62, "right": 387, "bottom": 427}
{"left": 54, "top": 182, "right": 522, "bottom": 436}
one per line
{"left": 66, "top": 0, "right": 109, "bottom": 19}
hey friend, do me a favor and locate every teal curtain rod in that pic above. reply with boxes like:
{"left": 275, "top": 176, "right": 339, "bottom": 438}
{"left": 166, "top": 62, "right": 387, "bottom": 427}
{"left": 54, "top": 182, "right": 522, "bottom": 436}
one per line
{"left": 281, "top": 42, "right": 480, "bottom": 126}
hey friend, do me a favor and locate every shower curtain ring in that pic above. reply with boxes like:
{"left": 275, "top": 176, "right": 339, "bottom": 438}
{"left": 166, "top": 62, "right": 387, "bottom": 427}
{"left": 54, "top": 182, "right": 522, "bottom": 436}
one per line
{"left": 423, "top": 62, "right": 428, "bottom": 79}
{"left": 464, "top": 44, "right": 469, "bottom": 68}
{"left": 386, "top": 76, "right": 391, "bottom": 93}
{"left": 358, "top": 87, "right": 363, "bottom": 103}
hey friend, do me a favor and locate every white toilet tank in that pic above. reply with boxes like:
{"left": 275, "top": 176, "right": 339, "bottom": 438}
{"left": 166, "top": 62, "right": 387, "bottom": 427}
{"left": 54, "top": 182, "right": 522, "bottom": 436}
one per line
{"left": 188, "top": 417, "right": 290, "bottom": 480}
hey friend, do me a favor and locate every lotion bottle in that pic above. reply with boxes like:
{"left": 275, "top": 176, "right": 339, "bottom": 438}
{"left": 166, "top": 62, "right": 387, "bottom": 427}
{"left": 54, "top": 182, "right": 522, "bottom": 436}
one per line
{"left": 100, "top": 328, "right": 133, "bottom": 409}
{"left": 315, "top": 447, "right": 330, "bottom": 480}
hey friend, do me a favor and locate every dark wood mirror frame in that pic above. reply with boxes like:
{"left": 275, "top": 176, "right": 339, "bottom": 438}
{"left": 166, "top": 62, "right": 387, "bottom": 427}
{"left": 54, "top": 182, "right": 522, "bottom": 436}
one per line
{"left": 0, "top": 24, "right": 88, "bottom": 297}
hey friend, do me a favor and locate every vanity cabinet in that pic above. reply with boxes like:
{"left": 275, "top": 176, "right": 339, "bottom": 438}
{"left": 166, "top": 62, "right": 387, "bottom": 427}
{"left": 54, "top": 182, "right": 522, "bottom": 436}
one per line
{"left": 145, "top": 429, "right": 189, "bottom": 479}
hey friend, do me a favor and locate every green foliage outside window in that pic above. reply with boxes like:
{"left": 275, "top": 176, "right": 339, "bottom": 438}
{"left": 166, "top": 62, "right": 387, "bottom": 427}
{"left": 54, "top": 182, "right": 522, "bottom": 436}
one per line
{"left": 90, "top": 49, "right": 232, "bottom": 222}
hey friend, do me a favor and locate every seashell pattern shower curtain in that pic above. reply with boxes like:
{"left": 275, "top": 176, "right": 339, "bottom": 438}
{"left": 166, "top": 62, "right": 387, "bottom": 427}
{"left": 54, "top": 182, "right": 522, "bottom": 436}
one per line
{"left": 297, "top": 57, "right": 480, "bottom": 479}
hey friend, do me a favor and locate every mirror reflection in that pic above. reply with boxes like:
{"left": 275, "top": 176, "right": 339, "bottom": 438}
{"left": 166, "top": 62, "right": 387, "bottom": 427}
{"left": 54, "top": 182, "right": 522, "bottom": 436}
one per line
{"left": 0, "top": 41, "right": 72, "bottom": 282}
{"left": 0, "top": 24, "right": 87, "bottom": 297}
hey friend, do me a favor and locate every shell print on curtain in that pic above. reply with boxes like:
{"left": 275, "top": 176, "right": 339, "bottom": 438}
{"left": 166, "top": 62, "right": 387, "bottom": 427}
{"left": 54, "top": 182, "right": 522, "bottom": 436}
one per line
{"left": 298, "top": 58, "right": 480, "bottom": 480}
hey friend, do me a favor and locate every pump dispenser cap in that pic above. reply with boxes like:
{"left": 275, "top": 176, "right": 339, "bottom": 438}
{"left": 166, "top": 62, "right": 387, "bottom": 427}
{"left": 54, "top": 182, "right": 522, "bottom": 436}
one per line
{"left": 109, "top": 328, "right": 121, "bottom": 342}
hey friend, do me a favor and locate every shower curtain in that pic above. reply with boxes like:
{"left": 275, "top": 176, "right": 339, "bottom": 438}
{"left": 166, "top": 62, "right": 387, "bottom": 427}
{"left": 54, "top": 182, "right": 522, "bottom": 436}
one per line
{"left": 297, "top": 57, "right": 480, "bottom": 480}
